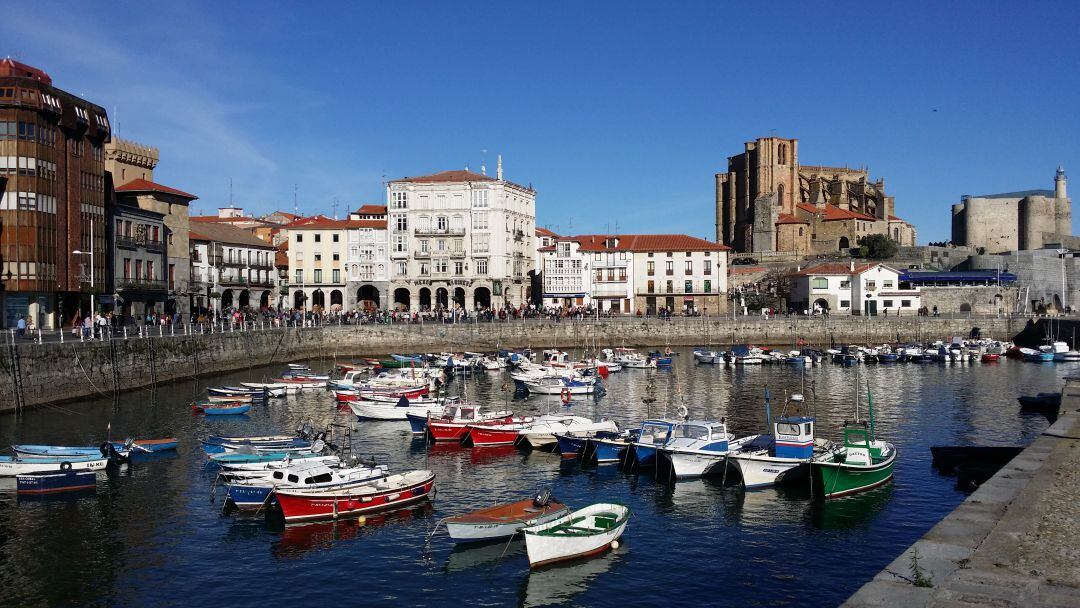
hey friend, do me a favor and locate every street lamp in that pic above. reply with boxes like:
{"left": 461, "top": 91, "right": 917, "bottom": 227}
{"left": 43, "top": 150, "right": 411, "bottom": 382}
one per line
{"left": 72, "top": 218, "right": 95, "bottom": 317}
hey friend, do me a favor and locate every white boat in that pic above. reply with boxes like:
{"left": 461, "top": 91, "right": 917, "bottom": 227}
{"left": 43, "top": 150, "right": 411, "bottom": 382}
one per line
{"left": 693, "top": 349, "right": 723, "bottom": 364}
{"left": 660, "top": 419, "right": 745, "bottom": 479}
{"left": 522, "top": 502, "right": 631, "bottom": 568}
{"left": 520, "top": 416, "right": 619, "bottom": 449}
{"left": 727, "top": 416, "right": 820, "bottom": 489}
{"left": 1055, "top": 350, "right": 1080, "bottom": 361}
{"left": 217, "top": 454, "right": 341, "bottom": 477}
{"left": 0, "top": 454, "right": 110, "bottom": 476}
{"left": 523, "top": 376, "right": 595, "bottom": 395}
{"left": 613, "top": 348, "right": 656, "bottom": 369}
{"left": 444, "top": 493, "right": 571, "bottom": 543}
{"left": 226, "top": 461, "right": 389, "bottom": 510}
{"left": 348, "top": 399, "right": 446, "bottom": 421}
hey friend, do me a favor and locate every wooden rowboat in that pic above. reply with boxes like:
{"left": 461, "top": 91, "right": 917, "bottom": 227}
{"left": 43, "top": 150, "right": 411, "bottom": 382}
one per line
{"left": 523, "top": 502, "right": 630, "bottom": 568}
{"left": 444, "top": 495, "right": 570, "bottom": 543}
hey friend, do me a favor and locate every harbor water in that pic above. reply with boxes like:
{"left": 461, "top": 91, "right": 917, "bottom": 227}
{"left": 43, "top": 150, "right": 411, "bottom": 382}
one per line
{"left": 0, "top": 348, "right": 1062, "bottom": 608}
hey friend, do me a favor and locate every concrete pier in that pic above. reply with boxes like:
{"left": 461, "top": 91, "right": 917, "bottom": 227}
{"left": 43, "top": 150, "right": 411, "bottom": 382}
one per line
{"left": 843, "top": 379, "right": 1080, "bottom": 607}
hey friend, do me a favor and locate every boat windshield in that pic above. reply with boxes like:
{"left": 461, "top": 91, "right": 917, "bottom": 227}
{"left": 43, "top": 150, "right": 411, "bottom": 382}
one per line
{"left": 674, "top": 425, "right": 709, "bottom": 440}
{"left": 776, "top": 422, "right": 802, "bottom": 437}
{"left": 640, "top": 423, "right": 671, "bottom": 445}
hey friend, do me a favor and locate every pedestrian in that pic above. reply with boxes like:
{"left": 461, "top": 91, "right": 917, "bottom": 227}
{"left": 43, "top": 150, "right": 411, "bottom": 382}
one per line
{"left": 16, "top": 315, "right": 25, "bottom": 338}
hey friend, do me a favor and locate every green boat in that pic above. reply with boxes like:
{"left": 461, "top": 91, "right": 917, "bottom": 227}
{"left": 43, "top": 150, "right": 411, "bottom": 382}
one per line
{"left": 811, "top": 384, "right": 896, "bottom": 499}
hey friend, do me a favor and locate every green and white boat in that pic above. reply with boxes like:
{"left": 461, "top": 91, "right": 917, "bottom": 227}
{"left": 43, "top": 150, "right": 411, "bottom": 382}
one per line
{"left": 811, "top": 384, "right": 896, "bottom": 499}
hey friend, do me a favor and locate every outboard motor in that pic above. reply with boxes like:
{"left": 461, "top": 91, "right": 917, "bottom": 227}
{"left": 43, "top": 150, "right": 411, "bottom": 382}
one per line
{"left": 310, "top": 439, "right": 326, "bottom": 454}
{"left": 99, "top": 441, "right": 129, "bottom": 465}
{"left": 533, "top": 488, "right": 552, "bottom": 508}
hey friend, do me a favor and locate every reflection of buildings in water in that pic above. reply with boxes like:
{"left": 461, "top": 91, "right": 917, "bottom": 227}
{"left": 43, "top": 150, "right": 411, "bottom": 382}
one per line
{"left": 809, "top": 482, "right": 893, "bottom": 530}
{"left": 518, "top": 550, "right": 621, "bottom": 608}
{"left": 444, "top": 538, "right": 526, "bottom": 573}
{"left": 272, "top": 502, "right": 434, "bottom": 559}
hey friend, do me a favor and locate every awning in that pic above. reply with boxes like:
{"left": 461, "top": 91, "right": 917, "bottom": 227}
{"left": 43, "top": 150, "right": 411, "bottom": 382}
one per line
{"left": 683, "top": 296, "right": 695, "bottom": 302}
{"left": 543, "top": 293, "right": 586, "bottom": 298}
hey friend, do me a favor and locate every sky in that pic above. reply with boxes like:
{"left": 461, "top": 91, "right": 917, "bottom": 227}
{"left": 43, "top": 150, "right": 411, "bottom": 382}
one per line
{"left": 4, "top": 1, "right": 1079, "bottom": 243}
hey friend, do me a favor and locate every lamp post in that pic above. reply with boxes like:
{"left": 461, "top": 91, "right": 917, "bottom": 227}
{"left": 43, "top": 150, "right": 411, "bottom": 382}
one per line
{"left": 72, "top": 218, "right": 95, "bottom": 317}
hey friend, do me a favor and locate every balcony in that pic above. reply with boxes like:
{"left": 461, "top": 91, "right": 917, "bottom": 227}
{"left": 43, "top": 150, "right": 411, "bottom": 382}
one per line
{"left": 449, "top": 250, "right": 466, "bottom": 258}
{"left": 117, "top": 278, "right": 167, "bottom": 292}
{"left": 413, "top": 227, "right": 466, "bottom": 236}
{"left": 146, "top": 240, "right": 164, "bottom": 253}
{"left": 414, "top": 250, "right": 431, "bottom": 259}
{"left": 116, "top": 236, "right": 138, "bottom": 250}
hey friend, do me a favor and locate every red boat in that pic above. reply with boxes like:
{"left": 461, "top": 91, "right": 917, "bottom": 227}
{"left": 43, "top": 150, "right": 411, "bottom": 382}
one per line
{"left": 467, "top": 423, "right": 526, "bottom": 447}
{"left": 273, "top": 470, "right": 436, "bottom": 523}
{"left": 981, "top": 353, "right": 1001, "bottom": 363}
{"left": 427, "top": 405, "right": 514, "bottom": 442}
{"left": 334, "top": 390, "right": 359, "bottom": 403}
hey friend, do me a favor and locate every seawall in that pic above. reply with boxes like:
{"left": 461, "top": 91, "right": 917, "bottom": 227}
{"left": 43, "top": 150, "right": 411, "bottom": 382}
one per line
{"left": 1, "top": 316, "right": 1018, "bottom": 413}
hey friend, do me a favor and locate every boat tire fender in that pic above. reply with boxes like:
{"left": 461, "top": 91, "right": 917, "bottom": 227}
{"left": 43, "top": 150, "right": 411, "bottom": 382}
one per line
{"left": 60, "top": 461, "right": 72, "bottom": 471}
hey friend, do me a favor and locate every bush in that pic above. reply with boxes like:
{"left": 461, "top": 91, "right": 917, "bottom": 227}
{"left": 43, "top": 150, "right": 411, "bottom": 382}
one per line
{"left": 857, "top": 234, "right": 898, "bottom": 259}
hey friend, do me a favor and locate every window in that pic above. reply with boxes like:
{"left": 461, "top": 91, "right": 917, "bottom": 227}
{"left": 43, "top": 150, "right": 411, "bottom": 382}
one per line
{"left": 901, "top": 299, "right": 911, "bottom": 307}
{"left": 295, "top": 269, "right": 303, "bottom": 283}
{"left": 883, "top": 280, "right": 894, "bottom": 288}
{"left": 436, "top": 239, "right": 446, "bottom": 252}
{"left": 454, "top": 261, "right": 464, "bottom": 275}
{"left": 169, "top": 264, "right": 175, "bottom": 290}
{"left": 839, "top": 280, "right": 850, "bottom": 288}
{"left": 419, "top": 262, "right": 430, "bottom": 275}
{"left": 594, "top": 253, "right": 601, "bottom": 261}
{"left": 647, "top": 261, "right": 655, "bottom": 276}
{"left": 595, "top": 269, "right": 603, "bottom": 281}
{"left": 396, "top": 261, "right": 407, "bottom": 276}
{"left": 866, "top": 280, "right": 877, "bottom": 290}
{"left": 332, "top": 269, "right": 340, "bottom": 283}
{"left": 471, "top": 189, "right": 488, "bottom": 208}
{"left": 476, "top": 259, "right": 488, "bottom": 275}
{"left": 666, "top": 261, "right": 674, "bottom": 275}
{"left": 666, "top": 252, "right": 673, "bottom": 257}
{"left": 472, "top": 212, "right": 488, "bottom": 230}
{"left": 703, "top": 279, "right": 712, "bottom": 292}
{"left": 146, "top": 261, "right": 154, "bottom": 279}
{"left": 435, "top": 260, "right": 447, "bottom": 274}
{"left": 123, "top": 258, "right": 131, "bottom": 279}
{"left": 392, "top": 191, "right": 407, "bottom": 209}
{"left": 296, "top": 234, "right": 303, "bottom": 243}
{"left": 332, "top": 234, "right": 339, "bottom": 243}
{"left": 436, "top": 216, "right": 447, "bottom": 231}
{"left": 313, "top": 269, "right": 323, "bottom": 283}
{"left": 618, "top": 268, "right": 626, "bottom": 281}
{"left": 704, "top": 260, "right": 712, "bottom": 275}
{"left": 607, "top": 269, "right": 615, "bottom": 281}
{"left": 473, "top": 233, "right": 489, "bottom": 253}
{"left": 840, "top": 300, "right": 850, "bottom": 308}
{"left": 684, "top": 280, "right": 693, "bottom": 292}
{"left": 314, "top": 234, "right": 321, "bottom": 243}
{"left": 883, "top": 299, "right": 894, "bottom": 307}
{"left": 332, "top": 253, "right": 339, "bottom": 261}
{"left": 135, "top": 260, "right": 143, "bottom": 280}
{"left": 394, "top": 214, "right": 408, "bottom": 231}
{"left": 811, "top": 277, "right": 828, "bottom": 289}
{"left": 152, "top": 226, "right": 160, "bottom": 242}
{"left": 17, "top": 121, "right": 35, "bottom": 141}
{"left": 685, "top": 260, "right": 693, "bottom": 275}
{"left": 419, "top": 239, "right": 429, "bottom": 253}
{"left": 393, "top": 236, "right": 407, "bottom": 252}
{"left": 314, "top": 254, "right": 322, "bottom": 262}
{"left": 647, "top": 280, "right": 655, "bottom": 293}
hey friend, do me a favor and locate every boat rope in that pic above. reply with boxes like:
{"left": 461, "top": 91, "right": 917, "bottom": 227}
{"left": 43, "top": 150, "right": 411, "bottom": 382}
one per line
{"left": 71, "top": 344, "right": 109, "bottom": 399}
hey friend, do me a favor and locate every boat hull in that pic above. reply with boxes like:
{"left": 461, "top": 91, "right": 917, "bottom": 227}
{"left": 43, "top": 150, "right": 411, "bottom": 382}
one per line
{"left": 664, "top": 450, "right": 727, "bottom": 479}
{"left": 523, "top": 503, "right": 629, "bottom": 568}
{"left": 349, "top": 401, "right": 442, "bottom": 421}
{"left": 273, "top": 471, "right": 435, "bottom": 523}
{"left": 811, "top": 450, "right": 896, "bottom": 499}
{"left": 586, "top": 438, "right": 630, "bottom": 464}
{"left": 554, "top": 434, "right": 587, "bottom": 458}
{"left": 16, "top": 471, "right": 97, "bottom": 494}
{"left": 467, "top": 425, "right": 521, "bottom": 447}
{"left": 729, "top": 454, "right": 808, "bottom": 489}
{"left": 0, "top": 456, "right": 109, "bottom": 476}
{"left": 445, "top": 500, "right": 570, "bottom": 543}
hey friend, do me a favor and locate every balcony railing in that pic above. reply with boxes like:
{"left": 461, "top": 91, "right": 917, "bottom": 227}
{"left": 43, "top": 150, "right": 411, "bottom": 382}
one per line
{"left": 116, "top": 236, "right": 138, "bottom": 250}
{"left": 414, "top": 251, "right": 431, "bottom": 258}
{"left": 117, "top": 278, "right": 167, "bottom": 291}
{"left": 146, "top": 241, "right": 164, "bottom": 253}
{"left": 413, "top": 227, "right": 466, "bottom": 236}
{"left": 449, "top": 250, "right": 466, "bottom": 258}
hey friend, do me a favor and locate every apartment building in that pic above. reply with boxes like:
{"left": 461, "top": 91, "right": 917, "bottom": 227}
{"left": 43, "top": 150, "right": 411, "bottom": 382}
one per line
{"left": 189, "top": 220, "right": 277, "bottom": 313}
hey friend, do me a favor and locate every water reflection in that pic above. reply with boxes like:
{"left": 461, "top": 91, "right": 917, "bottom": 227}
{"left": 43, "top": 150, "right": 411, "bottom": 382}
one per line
{"left": 519, "top": 551, "right": 622, "bottom": 608}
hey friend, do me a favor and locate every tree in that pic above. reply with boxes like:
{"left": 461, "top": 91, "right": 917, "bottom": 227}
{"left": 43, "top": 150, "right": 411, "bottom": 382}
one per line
{"left": 857, "top": 234, "right": 898, "bottom": 259}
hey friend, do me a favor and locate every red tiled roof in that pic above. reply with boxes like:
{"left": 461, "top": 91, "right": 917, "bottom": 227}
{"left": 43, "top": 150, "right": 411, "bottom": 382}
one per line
{"left": 796, "top": 203, "right": 876, "bottom": 222}
{"left": 284, "top": 215, "right": 387, "bottom": 230}
{"left": 353, "top": 204, "right": 387, "bottom": 216}
{"left": 115, "top": 178, "right": 197, "bottom": 200}
{"left": 560, "top": 234, "right": 729, "bottom": 252}
{"left": 888, "top": 214, "right": 910, "bottom": 223}
{"left": 0, "top": 58, "right": 51, "bottom": 84}
{"left": 776, "top": 213, "right": 809, "bottom": 225}
{"left": 536, "top": 227, "right": 559, "bottom": 238}
{"left": 393, "top": 170, "right": 496, "bottom": 184}
{"left": 792, "top": 262, "right": 900, "bottom": 276}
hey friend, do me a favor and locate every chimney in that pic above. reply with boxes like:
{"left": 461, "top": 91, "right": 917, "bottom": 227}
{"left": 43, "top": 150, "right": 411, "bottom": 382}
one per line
{"left": 497, "top": 155, "right": 503, "bottom": 180}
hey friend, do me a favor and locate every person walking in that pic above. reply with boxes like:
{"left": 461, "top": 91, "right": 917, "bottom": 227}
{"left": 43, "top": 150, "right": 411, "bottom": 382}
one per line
{"left": 16, "top": 316, "right": 26, "bottom": 338}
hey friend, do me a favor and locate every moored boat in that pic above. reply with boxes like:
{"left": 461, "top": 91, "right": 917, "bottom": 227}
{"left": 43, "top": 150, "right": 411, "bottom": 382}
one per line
{"left": 273, "top": 469, "right": 436, "bottom": 523}
{"left": 192, "top": 401, "right": 251, "bottom": 415}
{"left": 16, "top": 470, "right": 98, "bottom": 494}
{"left": 659, "top": 419, "right": 740, "bottom": 479}
{"left": 444, "top": 492, "right": 570, "bottom": 543}
{"left": 522, "top": 502, "right": 630, "bottom": 568}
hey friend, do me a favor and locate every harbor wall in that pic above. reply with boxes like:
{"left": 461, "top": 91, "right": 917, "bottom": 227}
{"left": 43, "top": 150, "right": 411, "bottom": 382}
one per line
{"left": 0, "top": 316, "right": 1018, "bottom": 413}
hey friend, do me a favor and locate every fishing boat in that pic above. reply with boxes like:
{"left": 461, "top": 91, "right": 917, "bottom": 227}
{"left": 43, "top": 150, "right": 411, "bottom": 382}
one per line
{"left": 523, "top": 376, "right": 595, "bottom": 395}
{"left": 192, "top": 402, "right": 251, "bottom": 415}
{"left": 553, "top": 432, "right": 591, "bottom": 458}
{"left": 205, "top": 394, "right": 253, "bottom": 404}
{"left": 425, "top": 405, "right": 515, "bottom": 442}
{"left": 727, "top": 416, "right": 818, "bottom": 488}
{"left": 519, "top": 416, "right": 619, "bottom": 450}
{"left": 659, "top": 419, "right": 741, "bottom": 479}
{"left": 13, "top": 439, "right": 134, "bottom": 458}
{"left": 693, "top": 348, "right": 723, "bottom": 364}
{"left": 729, "top": 345, "right": 764, "bottom": 365}
{"left": 226, "top": 462, "right": 389, "bottom": 510}
{"left": 522, "top": 502, "right": 630, "bottom": 568}
{"left": 208, "top": 386, "right": 267, "bottom": 398}
{"left": 443, "top": 491, "right": 570, "bottom": 543}
{"left": 273, "top": 469, "right": 436, "bottom": 523}
{"left": 811, "top": 387, "right": 897, "bottom": 499}
{"left": 16, "top": 470, "right": 98, "bottom": 495}
{"left": 0, "top": 452, "right": 111, "bottom": 476}
{"left": 613, "top": 348, "right": 656, "bottom": 369}
{"left": 628, "top": 419, "right": 677, "bottom": 467}
{"left": 216, "top": 455, "right": 341, "bottom": 479}
{"left": 348, "top": 396, "right": 448, "bottom": 421}
{"left": 583, "top": 429, "right": 640, "bottom": 464}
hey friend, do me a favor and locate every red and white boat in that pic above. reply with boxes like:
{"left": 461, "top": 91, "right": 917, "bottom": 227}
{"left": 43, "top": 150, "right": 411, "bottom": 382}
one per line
{"left": 467, "top": 413, "right": 589, "bottom": 447}
{"left": 334, "top": 386, "right": 429, "bottom": 403}
{"left": 427, "top": 405, "right": 514, "bottom": 442}
{"left": 273, "top": 470, "right": 436, "bottom": 523}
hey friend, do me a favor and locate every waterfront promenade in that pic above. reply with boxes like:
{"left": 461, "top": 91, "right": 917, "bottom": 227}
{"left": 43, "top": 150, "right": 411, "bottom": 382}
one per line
{"left": 0, "top": 315, "right": 1018, "bottom": 413}
{"left": 844, "top": 379, "right": 1080, "bottom": 607}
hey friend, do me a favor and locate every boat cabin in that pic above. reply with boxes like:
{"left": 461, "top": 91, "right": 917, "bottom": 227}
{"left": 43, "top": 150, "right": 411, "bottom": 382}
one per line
{"left": 773, "top": 416, "right": 815, "bottom": 459}
{"left": 637, "top": 420, "right": 675, "bottom": 447}
{"left": 840, "top": 421, "right": 887, "bottom": 465}
{"left": 669, "top": 420, "right": 730, "bottom": 452}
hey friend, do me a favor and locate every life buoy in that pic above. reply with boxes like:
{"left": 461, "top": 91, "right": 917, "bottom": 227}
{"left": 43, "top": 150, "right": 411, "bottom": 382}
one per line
{"left": 60, "top": 461, "right": 73, "bottom": 471}
{"left": 677, "top": 405, "right": 689, "bottom": 419}
{"left": 665, "top": 347, "right": 673, "bottom": 356}
{"left": 560, "top": 387, "right": 572, "bottom": 404}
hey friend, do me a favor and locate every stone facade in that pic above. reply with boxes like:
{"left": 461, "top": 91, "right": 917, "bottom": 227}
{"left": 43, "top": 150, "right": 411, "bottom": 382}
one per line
{"left": 951, "top": 168, "right": 1070, "bottom": 254}
{"left": 189, "top": 220, "right": 277, "bottom": 313}
{"left": 716, "top": 136, "right": 916, "bottom": 255}
{"left": 917, "top": 285, "right": 1020, "bottom": 316}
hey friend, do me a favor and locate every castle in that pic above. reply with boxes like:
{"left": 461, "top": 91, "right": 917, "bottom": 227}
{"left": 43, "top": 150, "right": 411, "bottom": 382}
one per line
{"left": 951, "top": 167, "right": 1071, "bottom": 253}
{"left": 715, "top": 136, "right": 916, "bottom": 255}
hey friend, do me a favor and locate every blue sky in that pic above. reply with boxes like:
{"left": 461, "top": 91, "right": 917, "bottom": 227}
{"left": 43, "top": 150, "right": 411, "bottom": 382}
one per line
{"left": 5, "top": 1, "right": 1078, "bottom": 242}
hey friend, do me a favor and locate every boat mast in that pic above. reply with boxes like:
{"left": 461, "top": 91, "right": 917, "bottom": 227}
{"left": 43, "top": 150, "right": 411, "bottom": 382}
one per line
{"left": 764, "top": 386, "right": 772, "bottom": 434}
{"left": 866, "top": 381, "right": 876, "bottom": 442}
{"left": 854, "top": 365, "right": 860, "bottom": 423}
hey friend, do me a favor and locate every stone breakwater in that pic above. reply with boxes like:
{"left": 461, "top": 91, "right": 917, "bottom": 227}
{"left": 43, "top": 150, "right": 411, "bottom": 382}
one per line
{"left": 0, "top": 316, "right": 1018, "bottom": 413}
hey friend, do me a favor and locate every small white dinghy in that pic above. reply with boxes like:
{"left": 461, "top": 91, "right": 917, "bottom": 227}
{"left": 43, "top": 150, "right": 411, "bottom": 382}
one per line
{"left": 522, "top": 502, "right": 630, "bottom": 568}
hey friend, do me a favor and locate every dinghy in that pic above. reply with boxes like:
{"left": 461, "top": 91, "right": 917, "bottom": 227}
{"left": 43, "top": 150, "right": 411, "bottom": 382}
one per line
{"left": 273, "top": 469, "right": 436, "bottom": 523}
{"left": 522, "top": 502, "right": 630, "bottom": 568}
{"left": 444, "top": 491, "right": 570, "bottom": 543}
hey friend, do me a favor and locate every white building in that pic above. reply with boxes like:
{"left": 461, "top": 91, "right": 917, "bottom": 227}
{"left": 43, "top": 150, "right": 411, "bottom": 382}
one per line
{"left": 539, "top": 234, "right": 730, "bottom": 314}
{"left": 282, "top": 216, "right": 348, "bottom": 311}
{"left": 345, "top": 206, "right": 389, "bottom": 311}
{"left": 188, "top": 220, "right": 277, "bottom": 313}
{"left": 385, "top": 162, "right": 537, "bottom": 311}
{"left": 790, "top": 262, "right": 921, "bottom": 315}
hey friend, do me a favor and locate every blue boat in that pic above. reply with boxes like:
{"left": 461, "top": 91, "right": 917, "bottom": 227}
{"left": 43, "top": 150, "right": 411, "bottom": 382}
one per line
{"left": 876, "top": 353, "right": 899, "bottom": 363}
{"left": 208, "top": 451, "right": 326, "bottom": 465}
{"left": 629, "top": 420, "right": 677, "bottom": 467}
{"left": 583, "top": 429, "right": 640, "bottom": 464}
{"left": 17, "top": 470, "right": 97, "bottom": 495}
{"left": 554, "top": 433, "right": 588, "bottom": 459}
{"left": 195, "top": 403, "right": 251, "bottom": 415}
{"left": 112, "top": 438, "right": 178, "bottom": 452}
{"left": 13, "top": 444, "right": 111, "bottom": 458}
{"left": 406, "top": 412, "right": 429, "bottom": 434}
